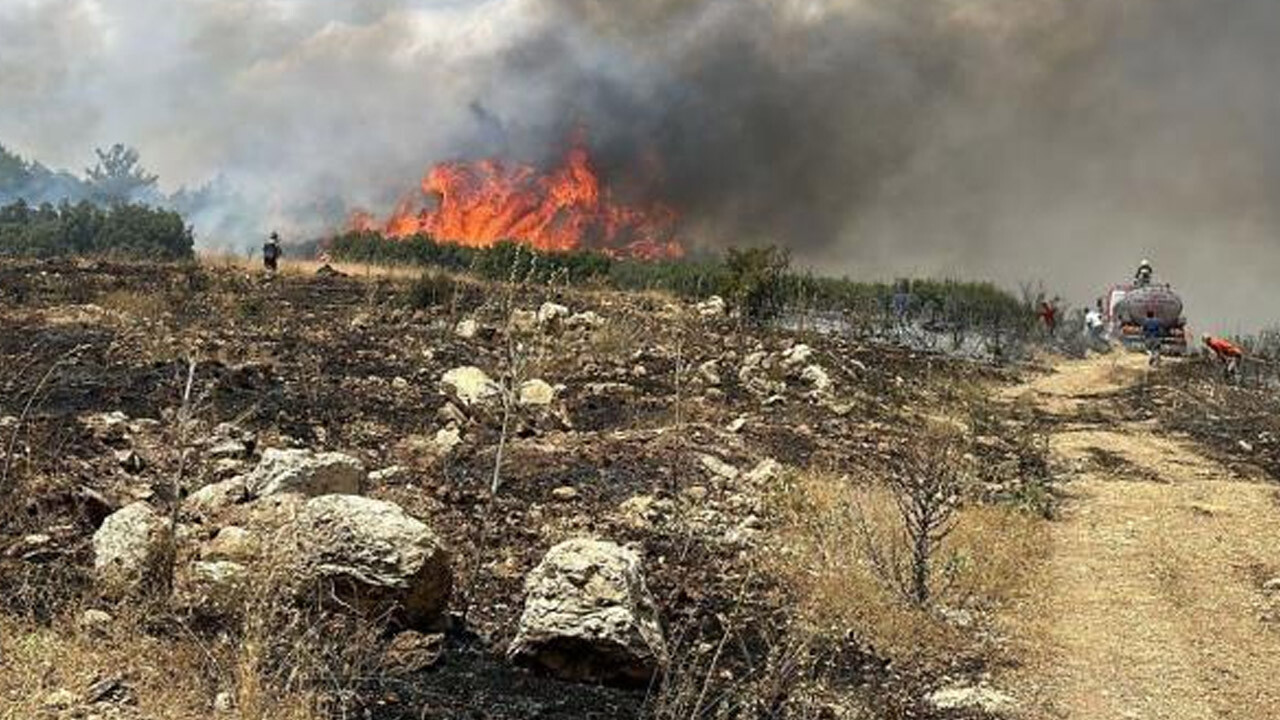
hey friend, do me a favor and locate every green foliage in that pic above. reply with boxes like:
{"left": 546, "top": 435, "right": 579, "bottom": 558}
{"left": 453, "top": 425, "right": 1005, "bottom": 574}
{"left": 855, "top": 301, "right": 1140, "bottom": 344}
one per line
{"left": 724, "top": 246, "right": 791, "bottom": 323}
{"left": 0, "top": 200, "right": 193, "bottom": 260}
{"left": 326, "top": 231, "right": 1033, "bottom": 337}
{"left": 0, "top": 144, "right": 87, "bottom": 206}
{"left": 85, "top": 144, "right": 160, "bottom": 205}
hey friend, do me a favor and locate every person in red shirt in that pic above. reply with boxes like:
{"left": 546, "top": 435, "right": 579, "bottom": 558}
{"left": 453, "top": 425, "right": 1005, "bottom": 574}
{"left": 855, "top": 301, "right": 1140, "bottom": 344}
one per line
{"left": 1039, "top": 299, "right": 1058, "bottom": 337}
{"left": 1202, "top": 333, "right": 1244, "bottom": 380}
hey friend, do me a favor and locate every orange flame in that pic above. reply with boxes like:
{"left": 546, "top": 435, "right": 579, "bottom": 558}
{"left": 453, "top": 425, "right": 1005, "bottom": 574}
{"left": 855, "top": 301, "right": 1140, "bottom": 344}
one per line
{"left": 350, "top": 137, "right": 682, "bottom": 259}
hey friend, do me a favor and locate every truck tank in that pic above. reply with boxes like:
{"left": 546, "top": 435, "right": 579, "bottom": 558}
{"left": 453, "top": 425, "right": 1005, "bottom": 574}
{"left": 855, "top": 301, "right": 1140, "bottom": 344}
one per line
{"left": 1114, "top": 284, "right": 1184, "bottom": 327}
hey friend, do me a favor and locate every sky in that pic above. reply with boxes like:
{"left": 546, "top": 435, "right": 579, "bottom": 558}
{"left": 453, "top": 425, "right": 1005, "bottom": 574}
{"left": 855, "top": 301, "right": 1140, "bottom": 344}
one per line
{"left": 1, "top": 0, "right": 1277, "bottom": 331}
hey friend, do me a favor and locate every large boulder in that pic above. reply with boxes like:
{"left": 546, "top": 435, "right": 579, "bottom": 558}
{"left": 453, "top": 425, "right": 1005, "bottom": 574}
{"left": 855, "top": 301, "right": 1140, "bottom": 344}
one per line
{"left": 243, "top": 448, "right": 365, "bottom": 498}
{"left": 509, "top": 539, "right": 667, "bottom": 685}
{"left": 93, "top": 502, "right": 173, "bottom": 599}
{"left": 284, "top": 495, "right": 452, "bottom": 628}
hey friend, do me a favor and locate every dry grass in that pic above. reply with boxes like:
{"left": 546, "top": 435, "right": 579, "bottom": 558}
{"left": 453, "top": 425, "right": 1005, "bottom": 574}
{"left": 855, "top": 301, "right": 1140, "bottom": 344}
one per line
{"left": 0, "top": 598, "right": 370, "bottom": 720}
{"left": 768, "top": 470, "right": 1047, "bottom": 666}
{"left": 198, "top": 252, "right": 424, "bottom": 282}
{"left": 97, "top": 288, "right": 172, "bottom": 320}
{"left": 0, "top": 612, "right": 218, "bottom": 720}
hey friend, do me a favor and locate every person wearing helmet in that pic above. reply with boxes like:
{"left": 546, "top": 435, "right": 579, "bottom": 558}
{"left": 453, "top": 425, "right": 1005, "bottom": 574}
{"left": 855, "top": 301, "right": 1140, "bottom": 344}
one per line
{"left": 263, "top": 231, "right": 282, "bottom": 273}
{"left": 1202, "top": 333, "right": 1243, "bottom": 380}
{"left": 1135, "top": 259, "right": 1153, "bottom": 287}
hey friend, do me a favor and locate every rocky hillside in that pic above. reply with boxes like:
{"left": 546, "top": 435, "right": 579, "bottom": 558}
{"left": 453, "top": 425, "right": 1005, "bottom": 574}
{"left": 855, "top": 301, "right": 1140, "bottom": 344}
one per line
{"left": 0, "top": 259, "right": 1054, "bottom": 720}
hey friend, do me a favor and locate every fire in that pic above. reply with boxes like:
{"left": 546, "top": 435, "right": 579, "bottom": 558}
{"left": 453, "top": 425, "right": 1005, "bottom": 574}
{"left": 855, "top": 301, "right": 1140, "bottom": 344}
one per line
{"left": 350, "top": 137, "right": 683, "bottom": 259}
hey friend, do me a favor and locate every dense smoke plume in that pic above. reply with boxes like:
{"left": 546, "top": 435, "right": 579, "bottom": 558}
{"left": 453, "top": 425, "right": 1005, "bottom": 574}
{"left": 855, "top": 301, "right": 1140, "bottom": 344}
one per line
{"left": 1, "top": 0, "right": 1277, "bottom": 329}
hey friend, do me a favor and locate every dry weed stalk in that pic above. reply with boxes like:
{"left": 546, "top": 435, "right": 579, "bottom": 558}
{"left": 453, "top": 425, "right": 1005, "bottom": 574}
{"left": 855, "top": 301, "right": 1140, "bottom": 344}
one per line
{"left": 1, "top": 343, "right": 87, "bottom": 494}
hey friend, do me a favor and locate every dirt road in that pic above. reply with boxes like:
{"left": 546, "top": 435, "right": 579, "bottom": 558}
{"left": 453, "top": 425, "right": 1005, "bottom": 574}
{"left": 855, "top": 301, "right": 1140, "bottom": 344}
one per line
{"left": 1005, "top": 353, "right": 1280, "bottom": 719}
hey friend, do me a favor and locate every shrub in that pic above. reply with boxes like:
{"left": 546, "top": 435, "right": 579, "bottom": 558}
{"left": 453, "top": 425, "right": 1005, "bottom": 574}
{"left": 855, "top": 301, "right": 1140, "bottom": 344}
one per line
{"left": 724, "top": 246, "right": 791, "bottom": 324}
{"left": 326, "top": 232, "right": 1035, "bottom": 339}
{"left": 0, "top": 199, "right": 193, "bottom": 260}
{"left": 405, "top": 271, "right": 459, "bottom": 309}
{"left": 769, "top": 465, "right": 1045, "bottom": 664}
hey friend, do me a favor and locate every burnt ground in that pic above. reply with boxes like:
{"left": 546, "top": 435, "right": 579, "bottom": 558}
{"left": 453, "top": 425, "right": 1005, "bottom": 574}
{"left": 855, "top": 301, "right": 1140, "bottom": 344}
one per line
{"left": 1100, "top": 361, "right": 1280, "bottom": 482}
{"left": 0, "top": 258, "right": 1041, "bottom": 719}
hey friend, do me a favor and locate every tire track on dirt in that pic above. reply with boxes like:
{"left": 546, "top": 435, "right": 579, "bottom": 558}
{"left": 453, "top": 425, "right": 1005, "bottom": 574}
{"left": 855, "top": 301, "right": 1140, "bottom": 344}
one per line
{"left": 1005, "top": 354, "right": 1280, "bottom": 720}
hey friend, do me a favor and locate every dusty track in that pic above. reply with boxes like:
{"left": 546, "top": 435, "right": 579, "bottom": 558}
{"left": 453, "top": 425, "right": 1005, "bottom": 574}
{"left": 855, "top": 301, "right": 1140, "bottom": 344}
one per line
{"left": 1005, "top": 353, "right": 1280, "bottom": 719}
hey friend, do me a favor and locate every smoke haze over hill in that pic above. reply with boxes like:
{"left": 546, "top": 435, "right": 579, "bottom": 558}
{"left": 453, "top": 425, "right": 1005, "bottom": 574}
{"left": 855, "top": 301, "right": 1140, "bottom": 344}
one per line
{"left": 2, "top": 0, "right": 1277, "bottom": 330}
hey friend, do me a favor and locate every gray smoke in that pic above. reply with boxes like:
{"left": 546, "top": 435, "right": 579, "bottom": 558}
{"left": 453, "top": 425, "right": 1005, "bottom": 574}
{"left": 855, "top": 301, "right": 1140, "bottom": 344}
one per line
{"left": 1, "top": 0, "right": 1277, "bottom": 330}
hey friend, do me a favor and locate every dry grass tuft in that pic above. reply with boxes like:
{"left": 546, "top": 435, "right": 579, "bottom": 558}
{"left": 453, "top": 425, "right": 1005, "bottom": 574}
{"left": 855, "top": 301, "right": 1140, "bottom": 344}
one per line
{"left": 97, "top": 288, "right": 171, "bottom": 320}
{"left": 768, "top": 469, "right": 1047, "bottom": 666}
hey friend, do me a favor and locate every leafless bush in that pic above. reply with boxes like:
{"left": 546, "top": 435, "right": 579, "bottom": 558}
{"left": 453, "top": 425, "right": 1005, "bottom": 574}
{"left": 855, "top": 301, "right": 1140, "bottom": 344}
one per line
{"left": 857, "top": 434, "right": 966, "bottom": 607}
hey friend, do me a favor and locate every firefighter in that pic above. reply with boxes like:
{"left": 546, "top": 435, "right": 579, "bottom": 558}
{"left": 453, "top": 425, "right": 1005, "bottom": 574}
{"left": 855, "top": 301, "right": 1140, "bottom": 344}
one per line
{"left": 1202, "top": 333, "right": 1244, "bottom": 380}
{"left": 1135, "top": 259, "right": 1154, "bottom": 287}
{"left": 263, "top": 232, "right": 282, "bottom": 273}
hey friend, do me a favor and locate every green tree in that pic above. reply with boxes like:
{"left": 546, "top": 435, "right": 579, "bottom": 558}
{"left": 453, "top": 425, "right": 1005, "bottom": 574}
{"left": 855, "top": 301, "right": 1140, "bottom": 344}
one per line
{"left": 725, "top": 245, "right": 791, "bottom": 323}
{"left": 86, "top": 144, "right": 159, "bottom": 205}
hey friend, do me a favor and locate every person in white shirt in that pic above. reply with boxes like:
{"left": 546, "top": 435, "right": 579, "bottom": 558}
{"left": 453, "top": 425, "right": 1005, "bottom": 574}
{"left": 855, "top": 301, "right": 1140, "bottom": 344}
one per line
{"left": 1084, "top": 300, "right": 1108, "bottom": 350}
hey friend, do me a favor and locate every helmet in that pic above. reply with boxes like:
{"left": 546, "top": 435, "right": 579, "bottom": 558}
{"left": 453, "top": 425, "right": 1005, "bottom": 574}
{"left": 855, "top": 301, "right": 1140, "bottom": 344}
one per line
{"left": 269, "top": 231, "right": 279, "bottom": 240}
{"left": 1202, "top": 332, "right": 1211, "bottom": 341}
{"left": 1140, "top": 259, "right": 1151, "bottom": 268}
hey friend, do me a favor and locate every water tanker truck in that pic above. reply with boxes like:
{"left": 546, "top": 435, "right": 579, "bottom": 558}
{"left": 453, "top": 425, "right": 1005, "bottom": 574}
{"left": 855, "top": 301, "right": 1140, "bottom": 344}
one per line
{"left": 1103, "top": 281, "right": 1189, "bottom": 355}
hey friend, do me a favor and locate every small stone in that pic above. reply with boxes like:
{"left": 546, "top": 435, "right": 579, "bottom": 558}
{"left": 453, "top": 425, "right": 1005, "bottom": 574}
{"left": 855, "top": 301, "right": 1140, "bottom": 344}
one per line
{"left": 243, "top": 448, "right": 365, "bottom": 499}
{"left": 519, "top": 379, "right": 557, "bottom": 407}
{"left": 697, "top": 360, "right": 722, "bottom": 386}
{"left": 392, "top": 376, "right": 410, "bottom": 391}
{"left": 79, "top": 609, "right": 114, "bottom": 634}
{"left": 927, "top": 685, "right": 1017, "bottom": 714}
{"left": 696, "top": 296, "right": 727, "bottom": 318}
{"left": 800, "top": 364, "right": 833, "bottom": 393}
{"left": 183, "top": 476, "right": 248, "bottom": 519}
{"left": 434, "top": 427, "right": 462, "bottom": 454}
{"left": 1262, "top": 578, "right": 1280, "bottom": 594}
{"left": 383, "top": 631, "right": 445, "bottom": 674}
{"left": 537, "top": 302, "right": 571, "bottom": 325}
{"left": 698, "top": 454, "right": 739, "bottom": 481}
{"left": 440, "top": 366, "right": 501, "bottom": 407}
{"left": 551, "top": 486, "right": 579, "bottom": 501}
{"left": 726, "top": 417, "right": 747, "bottom": 433}
{"left": 207, "top": 439, "right": 250, "bottom": 460}
{"left": 115, "top": 449, "right": 145, "bottom": 473}
{"left": 567, "top": 311, "right": 605, "bottom": 329}
{"left": 213, "top": 691, "right": 235, "bottom": 713}
{"left": 781, "top": 344, "right": 814, "bottom": 369}
{"left": 744, "top": 458, "right": 782, "bottom": 484}
{"left": 455, "top": 319, "right": 479, "bottom": 339}
{"left": 683, "top": 486, "right": 708, "bottom": 502}
{"left": 371, "top": 465, "right": 413, "bottom": 485}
